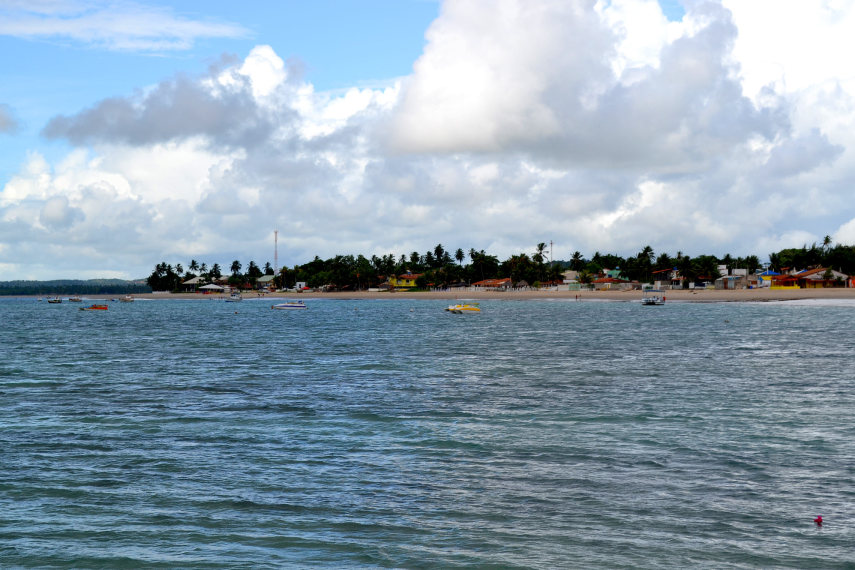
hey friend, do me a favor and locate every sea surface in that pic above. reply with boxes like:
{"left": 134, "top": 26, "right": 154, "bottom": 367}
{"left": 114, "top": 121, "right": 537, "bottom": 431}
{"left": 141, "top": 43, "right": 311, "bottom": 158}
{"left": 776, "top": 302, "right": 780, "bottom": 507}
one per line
{"left": 1, "top": 297, "right": 853, "bottom": 568}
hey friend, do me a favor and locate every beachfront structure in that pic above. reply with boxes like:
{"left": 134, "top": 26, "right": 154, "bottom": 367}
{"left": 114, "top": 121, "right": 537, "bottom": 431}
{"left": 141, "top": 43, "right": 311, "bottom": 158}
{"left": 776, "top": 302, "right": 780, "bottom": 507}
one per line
{"left": 592, "top": 277, "right": 635, "bottom": 291}
{"left": 757, "top": 270, "right": 780, "bottom": 287}
{"left": 256, "top": 274, "right": 276, "bottom": 291}
{"left": 389, "top": 271, "right": 422, "bottom": 289}
{"left": 652, "top": 268, "right": 681, "bottom": 289}
{"left": 472, "top": 278, "right": 513, "bottom": 291}
{"left": 794, "top": 267, "right": 848, "bottom": 287}
{"left": 714, "top": 275, "right": 748, "bottom": 290}
{"left": 182, "top": 276, "right": 206, "bottom": 292}
{"left": 768, "top": 267, "right": 850, "bottom": 289}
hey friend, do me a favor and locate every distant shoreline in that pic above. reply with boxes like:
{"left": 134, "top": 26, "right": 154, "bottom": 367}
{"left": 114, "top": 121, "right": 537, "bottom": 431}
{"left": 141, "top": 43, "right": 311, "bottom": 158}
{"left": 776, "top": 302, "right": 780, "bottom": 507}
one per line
{"left": 25, "top": 288, "right": 855, "bottom": 303}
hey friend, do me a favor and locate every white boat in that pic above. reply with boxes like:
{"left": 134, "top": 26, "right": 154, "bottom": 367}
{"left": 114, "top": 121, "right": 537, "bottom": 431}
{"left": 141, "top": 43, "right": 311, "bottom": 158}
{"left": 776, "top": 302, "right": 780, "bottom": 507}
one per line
{"left": 119, "top": 295, "right": 134, "bottom": 302}
{"left": 641, "top": 289, "right": 665, "bottom": 305}
{"left": 47, "top": 297, "right": 62, "bottom": 304}
{"left": 225, "top": 292, "right": 242, "bottom": 302}
{"left": 445, "top": 303, "right": 481, "bottom": 313}
{"left": 272, "top": 301, "right": 307, "bottom": 310}
{"left": 68, "top": 296, "right": 82, "bottom": 302}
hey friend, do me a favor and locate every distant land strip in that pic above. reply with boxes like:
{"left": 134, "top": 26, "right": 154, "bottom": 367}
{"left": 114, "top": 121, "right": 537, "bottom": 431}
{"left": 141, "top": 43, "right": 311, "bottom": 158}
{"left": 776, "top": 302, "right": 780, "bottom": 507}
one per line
{"left": 0, "top": 280, "right": 152, "bottom": 296}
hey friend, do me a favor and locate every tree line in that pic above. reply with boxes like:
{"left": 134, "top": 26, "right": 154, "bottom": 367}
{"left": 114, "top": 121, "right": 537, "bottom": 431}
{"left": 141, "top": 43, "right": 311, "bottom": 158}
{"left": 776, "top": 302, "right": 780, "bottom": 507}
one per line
{"left": 0, "top": 279, "right": 151, "bottom": 296}
{"left": 146, "top": 237, "right": 855, "bottom": 292}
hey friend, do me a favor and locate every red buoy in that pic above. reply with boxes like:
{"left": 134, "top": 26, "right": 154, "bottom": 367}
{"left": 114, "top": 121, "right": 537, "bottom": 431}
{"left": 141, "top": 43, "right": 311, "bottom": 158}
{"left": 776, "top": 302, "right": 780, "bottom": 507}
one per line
{"left": 814, "top": 515, "right": 823, "bottom": 526}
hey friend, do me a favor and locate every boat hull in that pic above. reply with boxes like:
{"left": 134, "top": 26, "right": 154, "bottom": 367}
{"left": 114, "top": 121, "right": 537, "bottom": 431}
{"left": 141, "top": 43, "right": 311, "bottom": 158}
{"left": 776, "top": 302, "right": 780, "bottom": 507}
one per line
{"left": 445, "top": 303, "right": 481, "bottom": 313}
{"left": 272, "top": 302, "right": 307, "bottom": 310}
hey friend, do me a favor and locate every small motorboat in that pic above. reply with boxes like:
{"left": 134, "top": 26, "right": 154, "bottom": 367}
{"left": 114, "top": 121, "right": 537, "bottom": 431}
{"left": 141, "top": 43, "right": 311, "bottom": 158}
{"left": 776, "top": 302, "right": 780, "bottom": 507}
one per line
{"left": 68, "top": 296, "right": 83, "bottom": 302}
{"left": 225, "top": 292, "right": 242, "bottom": 302}
{"left": 272, "top": 301, "right": 307, "bottom": 310}
{"left": 119, "top": 295, "right": 134, "bottom": 302}
{"left": 47, "top": 297, "right": 62, "bottom": 304}
{"left": 445, "top": 303, "right": 481, "bottom": 314}
{"left": 80, "top": 304, "right": 108, "bottom": 311}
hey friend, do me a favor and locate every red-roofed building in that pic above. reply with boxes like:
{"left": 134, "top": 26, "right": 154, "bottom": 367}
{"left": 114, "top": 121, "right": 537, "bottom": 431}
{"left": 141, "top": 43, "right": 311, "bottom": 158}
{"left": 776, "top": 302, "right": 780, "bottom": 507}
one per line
{"left": 389, "top": 271, "right": 423, "bottom": 289}
{"left": 795, "top": 267, "right": 849, "bottom": 288}
{"left": 652, "top": 268, "right": 680, "bottom": 289}
{"left": 592, "top": 276, "right": 633, "bottom": 291}
{"left": 472, "top": 278, "right": 512, "bottom": 290}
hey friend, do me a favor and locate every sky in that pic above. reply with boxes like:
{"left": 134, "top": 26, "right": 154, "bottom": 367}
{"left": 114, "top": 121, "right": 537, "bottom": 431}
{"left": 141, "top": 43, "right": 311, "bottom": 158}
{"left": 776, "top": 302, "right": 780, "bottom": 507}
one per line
{"left": 2, "top": 0, "right": 855, "bottom": 280}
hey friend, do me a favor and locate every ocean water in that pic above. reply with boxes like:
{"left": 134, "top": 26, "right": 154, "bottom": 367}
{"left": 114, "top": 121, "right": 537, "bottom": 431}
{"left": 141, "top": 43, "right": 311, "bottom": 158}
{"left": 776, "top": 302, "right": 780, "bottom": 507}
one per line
{"left": 1, "top": 297, "right": 853, "bottom": 568}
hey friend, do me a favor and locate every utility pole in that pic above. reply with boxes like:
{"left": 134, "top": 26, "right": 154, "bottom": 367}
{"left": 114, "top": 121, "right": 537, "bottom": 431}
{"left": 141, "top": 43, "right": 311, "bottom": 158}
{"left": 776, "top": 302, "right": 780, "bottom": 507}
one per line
{"left": 274, "top": 230, "right": 278, "bottom": 276}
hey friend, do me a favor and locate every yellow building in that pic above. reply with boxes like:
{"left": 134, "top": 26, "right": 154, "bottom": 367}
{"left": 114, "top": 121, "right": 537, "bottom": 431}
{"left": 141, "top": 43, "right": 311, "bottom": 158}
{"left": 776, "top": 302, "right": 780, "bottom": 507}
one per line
{"left": 389, "top": 272, "right": 422, "bottom": 289}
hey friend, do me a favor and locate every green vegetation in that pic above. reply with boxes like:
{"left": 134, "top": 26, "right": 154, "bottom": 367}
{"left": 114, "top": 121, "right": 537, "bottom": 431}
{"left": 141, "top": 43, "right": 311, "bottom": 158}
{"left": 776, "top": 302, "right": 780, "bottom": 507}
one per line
{"left": 0, "top": 279, "right": 151, "bottom": 296}
{"left": 139, "top": 238, "right": 855, "bottom": 292}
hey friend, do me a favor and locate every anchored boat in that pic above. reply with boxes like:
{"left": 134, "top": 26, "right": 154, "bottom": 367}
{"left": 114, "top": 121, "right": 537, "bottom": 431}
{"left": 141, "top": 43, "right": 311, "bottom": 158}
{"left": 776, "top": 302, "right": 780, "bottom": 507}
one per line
{"left": 445, "top": 303, "right": 481, "bottom": 314}
{"left": 641, "top": 289, "right": 665, "bottom": 305}
{"left": 272, "top": 301, "right": 307, "bottom": 310}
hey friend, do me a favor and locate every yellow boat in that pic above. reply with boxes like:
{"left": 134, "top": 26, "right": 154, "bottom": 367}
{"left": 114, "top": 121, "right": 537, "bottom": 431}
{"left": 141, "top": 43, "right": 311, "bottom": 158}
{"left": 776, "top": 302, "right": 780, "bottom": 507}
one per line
{"left": 445, "top": 303, "right": 480, "bottom": 314}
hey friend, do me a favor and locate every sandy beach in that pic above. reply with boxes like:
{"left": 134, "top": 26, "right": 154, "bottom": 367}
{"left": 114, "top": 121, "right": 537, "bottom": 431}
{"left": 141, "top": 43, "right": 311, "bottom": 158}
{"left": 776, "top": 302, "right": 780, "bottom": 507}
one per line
{"left": 123, "top": 287, "right": 855, "bottom": 302}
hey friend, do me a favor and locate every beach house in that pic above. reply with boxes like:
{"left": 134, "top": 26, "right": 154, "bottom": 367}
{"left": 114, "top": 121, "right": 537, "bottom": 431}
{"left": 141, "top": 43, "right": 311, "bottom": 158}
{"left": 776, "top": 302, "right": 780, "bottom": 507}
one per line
{"left": 182, "top": 276, "right": 206, "bottom": 292}
{"left": 652, "top": 268, "right": 680, "bottom": 289}
{"left": 794, "top": 267, "right": 848, "bottom": 288}
{"left": 389, "top": 271, "right": 422, "bottom": 289}
{"left": 472, "top": 278, "right": 513, "bottom": 291}
{"left": 256, "top": 274, "right": 276, "bottom": 291}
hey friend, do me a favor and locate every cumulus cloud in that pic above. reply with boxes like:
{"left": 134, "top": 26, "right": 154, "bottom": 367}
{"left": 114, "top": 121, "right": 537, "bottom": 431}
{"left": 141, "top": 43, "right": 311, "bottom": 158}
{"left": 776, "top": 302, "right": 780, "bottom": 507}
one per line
{"left": 3, "top": 0, "right": 855, "bottom": 279}
{"left": 0, "top": 0, "right": 248, "bottom": 51}
{"left": 42, "top": 74, "right": 277, "bottom": 148}
{"left": 761, "top": 128, "right": 844, "bottom": 178}
{"left": 41, "top": 47, "right": 298, "bottom": 149}
{"left": 39, "top": 195, "right": 83, "bottom": 229}
{"left": 388, "top": 0, "right": 782, "bottom": 172}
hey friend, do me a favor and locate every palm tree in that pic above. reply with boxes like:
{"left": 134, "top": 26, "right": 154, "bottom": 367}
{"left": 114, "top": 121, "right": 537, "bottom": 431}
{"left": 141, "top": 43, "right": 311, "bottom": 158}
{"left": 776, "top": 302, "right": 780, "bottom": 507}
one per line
{"left": 534, "top": 242, "right": 547, "bottom": 284}
{"left": 678, "top": 255, "right": 695, "bottom": 289}
{"left": 189, "top": 259, "right": 199, "bottom": 273}
{"left": 470, "top": 248, "right": 485, "bottom": 281}
{"left": 230, "top": 260, "right": 242, "bottom": 276}
{"left": 640, "top": 245, "right": 654, "bottom": 263}
{"left": 247, "top": 260, "right": 262, "bottom": 279}
{"left": 768, "top": 252, "right": 780, "bottom": 272}
{"left": 455, "top": 248, "right": 465, "bottom": 266}
{"left": 434, "top": 244, "right": 445, "bottom": 265}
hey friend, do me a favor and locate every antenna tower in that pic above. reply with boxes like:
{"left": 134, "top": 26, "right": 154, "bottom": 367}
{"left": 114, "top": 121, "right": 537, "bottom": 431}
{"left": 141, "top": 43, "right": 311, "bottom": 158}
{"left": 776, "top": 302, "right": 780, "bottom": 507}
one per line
{"left": 274, "top": 230, "right": 278, "bottom": 275}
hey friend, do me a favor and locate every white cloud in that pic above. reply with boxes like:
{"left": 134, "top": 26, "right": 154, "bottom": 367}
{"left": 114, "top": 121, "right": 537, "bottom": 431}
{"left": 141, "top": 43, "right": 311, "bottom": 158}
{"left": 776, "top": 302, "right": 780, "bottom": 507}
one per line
{"left": 4, "top": 1, "right": 855, "bottom": 280}
{"left": 0, "top": 0, "right": 247, "bottom": 51}
{"left": 724, "top": 0, "right": 855, "bottom": 100}
{"left": 388, "top": 0, "right": 614, "bottom": 153}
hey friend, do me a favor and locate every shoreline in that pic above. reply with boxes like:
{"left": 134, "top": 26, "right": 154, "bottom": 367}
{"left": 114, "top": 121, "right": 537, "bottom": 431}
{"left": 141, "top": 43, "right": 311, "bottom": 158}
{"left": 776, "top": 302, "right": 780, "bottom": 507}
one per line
{"left": 30, "top": 288, "right": 855, "bottom": 303}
